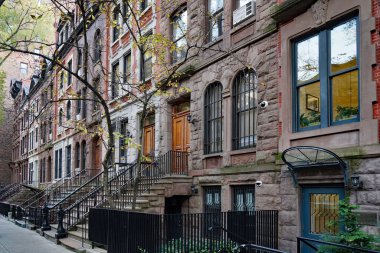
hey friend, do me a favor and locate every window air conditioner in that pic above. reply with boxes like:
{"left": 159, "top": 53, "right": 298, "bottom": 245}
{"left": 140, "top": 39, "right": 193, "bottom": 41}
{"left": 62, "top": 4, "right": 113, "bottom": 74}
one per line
{"left": 233, "top": 1, "right": 256, "bottom": 26}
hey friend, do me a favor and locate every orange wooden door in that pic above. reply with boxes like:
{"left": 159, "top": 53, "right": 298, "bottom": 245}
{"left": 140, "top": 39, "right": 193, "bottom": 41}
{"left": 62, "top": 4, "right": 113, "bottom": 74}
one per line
{"left": 143, "top": 124, "right": 155, "bottom": 158}
{"left": 172, "top": 111, "right": 190, "bottom": 152}
{"left": 92, "top": 138, "right": 102, "bottom": 177}
{"left": 172, "top": 110, "right": 190, "bottom": 173}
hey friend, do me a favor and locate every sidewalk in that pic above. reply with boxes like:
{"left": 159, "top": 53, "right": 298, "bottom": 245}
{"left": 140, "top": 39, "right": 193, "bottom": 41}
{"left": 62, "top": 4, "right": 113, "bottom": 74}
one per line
{"left": 0, "top": 217, "right": 73, "bottom": 253}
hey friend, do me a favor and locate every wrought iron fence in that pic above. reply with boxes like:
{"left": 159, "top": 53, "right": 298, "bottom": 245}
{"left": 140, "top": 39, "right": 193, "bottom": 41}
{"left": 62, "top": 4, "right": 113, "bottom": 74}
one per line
{"left": 62, "top": 151, "right": 189, "bottom": 231}
{"left": 88, "top": 209, "right": 279, "bottom": 253}
{"left": 0, "top": 184, "right": 21, "bottom": 201}
{"left": 297, "top": 237, "right": 380, "bottom": 253}
{"left": 0, "top": 202, "right": 10, "bottom": 216}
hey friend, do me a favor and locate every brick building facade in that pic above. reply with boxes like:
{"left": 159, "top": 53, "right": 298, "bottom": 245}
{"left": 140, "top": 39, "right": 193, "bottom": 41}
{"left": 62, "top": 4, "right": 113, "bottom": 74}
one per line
{"left": 5, "top": 0, "right": 380, "bottom": 252}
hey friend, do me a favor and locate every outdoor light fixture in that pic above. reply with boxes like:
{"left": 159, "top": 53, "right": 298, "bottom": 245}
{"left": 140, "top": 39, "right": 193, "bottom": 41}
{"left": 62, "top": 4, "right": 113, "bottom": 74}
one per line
{"left": 350, "top": 175, "right": 363, "bottom": 189}
{"left": 191, "top": 184, "right": 198, "bottom": 194}
{"left": 187, "top": 114, "right": 196, "bottom": 124}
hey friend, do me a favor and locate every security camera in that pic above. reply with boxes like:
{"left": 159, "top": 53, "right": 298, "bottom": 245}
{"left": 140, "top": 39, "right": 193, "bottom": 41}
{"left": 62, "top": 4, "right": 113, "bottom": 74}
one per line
{"left": 259, "top": 101, "right": 268, "bottom": 109}
{"left": 255, "top": 181, "right": 263, "bottom": 187}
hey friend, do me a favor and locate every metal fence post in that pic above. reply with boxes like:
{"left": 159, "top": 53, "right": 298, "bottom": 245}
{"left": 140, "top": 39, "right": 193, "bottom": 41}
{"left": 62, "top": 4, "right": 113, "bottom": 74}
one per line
{"left": 41, "top": 203, "right": 51, "bottom": 231}
{"left": 55, "top": 205, "right": 67, "bottom": 239}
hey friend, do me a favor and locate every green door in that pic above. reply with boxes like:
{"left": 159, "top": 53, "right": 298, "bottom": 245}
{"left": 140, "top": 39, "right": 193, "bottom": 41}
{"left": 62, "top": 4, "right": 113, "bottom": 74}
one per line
{"left": 301, "top": 186, "right": 345, "bottom": 253}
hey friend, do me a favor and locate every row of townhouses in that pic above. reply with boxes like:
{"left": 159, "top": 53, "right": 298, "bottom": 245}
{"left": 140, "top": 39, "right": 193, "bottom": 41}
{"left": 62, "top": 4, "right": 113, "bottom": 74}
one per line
{"left": 5, "top": 0, "right": 379, "bottom": 252}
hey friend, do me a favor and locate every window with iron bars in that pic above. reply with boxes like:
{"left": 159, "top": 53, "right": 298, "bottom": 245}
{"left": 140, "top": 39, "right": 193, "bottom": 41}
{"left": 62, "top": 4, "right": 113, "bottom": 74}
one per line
{"left": 232, "top": 69, "right": 257, "bottom": 150}
{"left": 232, "top": 185, "right": 255, "bottom": 211}
{"left": 204, "top": 82, "right": 223, "bottom": 154}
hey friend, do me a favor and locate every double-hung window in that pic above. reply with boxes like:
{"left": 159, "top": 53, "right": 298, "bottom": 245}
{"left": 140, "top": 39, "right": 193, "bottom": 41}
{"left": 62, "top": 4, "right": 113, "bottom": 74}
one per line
{"left": 112, "top": 8, "right": 120, "bottom": 42}
{"left": 111, "top": 62, "right": 120, "bottom": 99}
{"left": 172, "top": 8, "right": 187, "bottom": 63}
{"left": 123, "top": 53, "right": 131, "bottom": 84}
{"left": 208, "top": 0, "right": 223, "bottom": 42}
{"left": 94, "top": 30, "right": 102, "bottom": 62}
{"left": 119, "top": 119, "right": 128, "bottom": 160}
{"left": 204, "top": 82, "right": 223, "bottom": 154}
{"left": 232, "top": 69, "right": 257, "bottom": 150}
{"left": 294, "top": 17, "right": 359, "bottom": 131}
{"left": 67, "top": 60, "right": 72, "bottom": 86}
{"left": 141, "top": 32, "right": 152, "bottom": 81}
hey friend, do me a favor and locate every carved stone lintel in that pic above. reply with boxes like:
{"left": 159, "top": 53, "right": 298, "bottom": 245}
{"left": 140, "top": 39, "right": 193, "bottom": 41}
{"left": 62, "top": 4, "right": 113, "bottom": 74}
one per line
{"left": 311, "top": 0, "right": 329, "bottom": 25}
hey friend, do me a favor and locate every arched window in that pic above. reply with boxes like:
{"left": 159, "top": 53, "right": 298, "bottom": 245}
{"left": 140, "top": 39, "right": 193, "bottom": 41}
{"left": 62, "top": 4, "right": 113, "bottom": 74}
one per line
{"left": 94, "top": 29, "right": 102, "bottom": 62}
{"left": 204, "top": 82, "right": 223, "bottom": 154}
{"left": 232, "top": 69, "right": 257, "bottom": 150}
{"left": 66, "top": 100, "right": 71, "bottom": 120}
{"left": 58, "top": 108, "right": 63, "bottom": 126}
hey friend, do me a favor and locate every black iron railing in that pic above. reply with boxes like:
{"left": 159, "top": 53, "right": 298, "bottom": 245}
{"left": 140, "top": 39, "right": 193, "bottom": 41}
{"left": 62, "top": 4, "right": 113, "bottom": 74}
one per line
{"left": 20, "top": 176, "right": 66, "bottom": 209}
{"left": 0, "top": 184, "right": 21, "bottom": 201}
{"left": 114, "top": 151, "right": 189, "bottom": 207}
{"left": 88, "top": 209, "right": 279, "bottom": 253}
{"left": 297, "top": 237, "right": 380, "bottom": 253}
{"left": 0, "top": 202, "right": 10, "bottom": 216}
{"left": 0, "top": 184, "right": 17, "bottom": 196}
{"left": 62, "top": 151, "right": 189, "bottom": 231}
{"left": 23, "top": 169, "right": 92, "bottom": 224}
{"left": 63, "top": 163, "right": 137, "bottom": 231}
{"left": 26, "top": 206, "right": 43, "bottom": 227}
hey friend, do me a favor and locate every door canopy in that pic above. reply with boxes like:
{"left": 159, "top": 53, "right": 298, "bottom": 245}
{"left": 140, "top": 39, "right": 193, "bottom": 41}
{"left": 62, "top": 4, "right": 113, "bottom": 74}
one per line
{"left": 281, "top": 146, "right": 348, "bottom": 186}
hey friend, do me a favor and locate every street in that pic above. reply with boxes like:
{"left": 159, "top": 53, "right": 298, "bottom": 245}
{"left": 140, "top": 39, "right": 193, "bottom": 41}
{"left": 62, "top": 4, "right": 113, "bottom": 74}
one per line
{"left": 0, "top": 217, "right": 72, "bottom": 253}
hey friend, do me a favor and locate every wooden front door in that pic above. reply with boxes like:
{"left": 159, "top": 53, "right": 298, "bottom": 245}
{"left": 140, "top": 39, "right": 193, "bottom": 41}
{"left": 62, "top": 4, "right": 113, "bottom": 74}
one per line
{"left": 172, "top": 109, "right": 190, "bottom": 152}
{"left": 143, "top": 124, "right": 155, "bottom": 158}
{"left": 172, "top": 102, "right": 190, "bottom": 173}
{"left": 92, "top": 138, "right": 102, "bottom": 177}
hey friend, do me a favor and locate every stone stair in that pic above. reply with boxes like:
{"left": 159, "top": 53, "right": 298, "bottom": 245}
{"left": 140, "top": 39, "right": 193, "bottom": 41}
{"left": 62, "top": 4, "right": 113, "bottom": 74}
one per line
{"left": 105, "top": 175, "right": 193, "bottom": 214}
{"left": 6, "top": 185, "right": 41, "bottom": 206}
{"left": 39, "top": 222, "right": 106, "bottom": 253}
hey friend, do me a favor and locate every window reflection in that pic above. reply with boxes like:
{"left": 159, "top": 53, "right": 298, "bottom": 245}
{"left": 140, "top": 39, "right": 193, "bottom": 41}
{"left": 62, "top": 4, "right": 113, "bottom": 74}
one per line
{"left": 297, "top": 35, "right": 319, "bottom": 84}
{"left": 332, "top": 70, "right": 358, "bottom": 122}
{"left": 331, "top": 19, "right": 357, "bottom": 73}
{"left": 298, "top": 82, "right": 321, "bottom": 128}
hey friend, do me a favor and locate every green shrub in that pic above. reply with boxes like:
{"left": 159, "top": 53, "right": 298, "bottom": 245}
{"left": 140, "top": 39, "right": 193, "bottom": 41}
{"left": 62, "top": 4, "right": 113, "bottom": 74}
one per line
{"left": 317, "top": 197, "right": 380, "bottom": 253}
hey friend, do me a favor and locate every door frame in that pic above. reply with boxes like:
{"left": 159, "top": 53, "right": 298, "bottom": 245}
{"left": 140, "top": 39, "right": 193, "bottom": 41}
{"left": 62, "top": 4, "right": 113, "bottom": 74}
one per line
{"left": 301, "top": 185, "right": 345, "bottom": 239}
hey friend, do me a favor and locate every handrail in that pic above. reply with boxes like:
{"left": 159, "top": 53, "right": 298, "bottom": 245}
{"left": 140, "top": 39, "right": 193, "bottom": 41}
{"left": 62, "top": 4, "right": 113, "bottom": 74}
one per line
{"left": 23, "top": 169, "right": 86, "bottom": 210}
{"left": 49, "top": 170, "right": 104, "bottom": 210}
{"left": 63, "top": 163, "right": 137, "bottom": 229}
{"left": 297, "top": 237, "right": 380, "bottom": 253}
{"left": 0, "top": 183, "right": 17, "bottom": 196}
{"left": 20, "top": 178, "right": 64, "bottom": 209}
{"left": 0, "top": 184, "right": 22, "bottom": 201}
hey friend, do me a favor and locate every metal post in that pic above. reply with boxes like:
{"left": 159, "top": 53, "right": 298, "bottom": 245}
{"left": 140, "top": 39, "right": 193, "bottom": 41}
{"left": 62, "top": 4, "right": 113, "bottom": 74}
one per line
{"left": 41, "top": 203, "right": 51, "bottom": 231}
{"left": 11, "top": 205, "right": 16, "bottom": 219}
{"left": 55, "top": 205, "right": 67, "bottom": 239}
{"left": 16, "top": 206, "right": 22, "bottom": 220}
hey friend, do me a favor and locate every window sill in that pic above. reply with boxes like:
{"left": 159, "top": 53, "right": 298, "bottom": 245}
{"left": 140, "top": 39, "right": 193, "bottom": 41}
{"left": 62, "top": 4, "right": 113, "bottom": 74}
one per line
{"left": 230, "top": 147, "right": 256, "bottom": 156}
{"left": 290, "top": 122, "right": 360, "bottom": 141}
{"left": 111, "top": 39, "right": 119, "bottom": 48}
{"left": 230, "top": 15, "right": 256, "bottom": 35}
{"left": 203, "top": 37, "right": 223, "bottom": 50}
{"left": 139, "top": 6, "right": 152, "bottom": 19}
{"left": 202, "top": 153, "right": 223, "bottom": 160}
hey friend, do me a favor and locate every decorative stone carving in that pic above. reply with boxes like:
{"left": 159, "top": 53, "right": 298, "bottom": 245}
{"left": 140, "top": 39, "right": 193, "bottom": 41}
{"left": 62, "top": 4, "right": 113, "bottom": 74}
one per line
{"left": 311, "top": 0, "right": 329, "bottom": 25}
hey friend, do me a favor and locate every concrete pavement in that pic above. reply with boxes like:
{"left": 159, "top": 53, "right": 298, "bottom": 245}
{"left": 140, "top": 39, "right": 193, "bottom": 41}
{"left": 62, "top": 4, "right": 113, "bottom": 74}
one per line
{"left": 0, "top": 217, "right": 73, "bottom": 253}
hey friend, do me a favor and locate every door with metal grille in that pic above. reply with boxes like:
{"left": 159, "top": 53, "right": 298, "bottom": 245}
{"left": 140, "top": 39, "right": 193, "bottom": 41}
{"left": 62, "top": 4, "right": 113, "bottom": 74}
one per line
{"left": 204, "top": 186, "right": 221, "bottom": 237}
{"left": 302, "top": 186, "right": 344, "bottom": 253}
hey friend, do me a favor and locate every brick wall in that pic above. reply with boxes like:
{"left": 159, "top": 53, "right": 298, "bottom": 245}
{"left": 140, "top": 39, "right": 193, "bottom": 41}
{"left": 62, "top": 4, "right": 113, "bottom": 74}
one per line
{"left": 372, "top": 0, "right": 380, "bottom": 142}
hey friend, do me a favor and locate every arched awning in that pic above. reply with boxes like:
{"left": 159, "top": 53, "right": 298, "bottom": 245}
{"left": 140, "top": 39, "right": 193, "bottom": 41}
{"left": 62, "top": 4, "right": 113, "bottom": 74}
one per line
{"left": 281, "top": 146, "right": 348, "bottom": 187}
